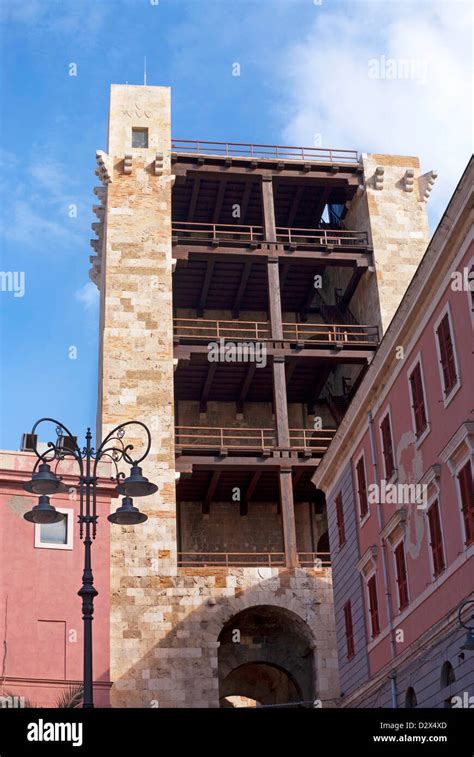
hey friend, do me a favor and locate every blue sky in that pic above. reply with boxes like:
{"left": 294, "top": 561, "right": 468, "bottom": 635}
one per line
{"left": 0, "top": 0, "right": 471, "bottom": 450}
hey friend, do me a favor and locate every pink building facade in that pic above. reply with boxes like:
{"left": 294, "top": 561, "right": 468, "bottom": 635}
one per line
{"left": 0, "top": 450, "right": 114, "bottom": 707}
{"left": 313, "top": 158, "right": 474, "bottom": 707}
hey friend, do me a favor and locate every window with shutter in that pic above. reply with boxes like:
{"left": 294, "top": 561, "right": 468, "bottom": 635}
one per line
{"left": 394, "top": 541, "right": 409, "bottom": 611}
{"left": 367, "top": 575, "right": 380, "bottom": 637}
{"left": 335, "top": 492, "right": 346, "bottom": 546}
{"left": 409, "top": 363, "right": 427, "bottom": 437}
{"left": 436, "top": 313, "right": 457, "bottom": 396}
{"left": 356, "top": 457, "right": 368, "bottom": 519}
{"left": 381, "top": 414, "right": 395, "bottom": 479}
{"left": 343, "top": 601, "right": 355, "bottom": 659}
{"left": 427, "top": 499, "right": 445, "bottom": 577}
{"left": 458, "top": 462, "right": 474, "bottom": 546}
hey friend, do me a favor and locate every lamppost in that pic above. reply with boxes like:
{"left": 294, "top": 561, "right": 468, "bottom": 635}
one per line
{"left": 458, "top": 599, "right": 474, "bottom": 652}
{"left": 22, "top": 417, "right": 158, "bottom": 709}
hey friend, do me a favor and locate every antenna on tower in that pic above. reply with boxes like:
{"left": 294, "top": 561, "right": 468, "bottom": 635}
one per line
{"left": 144, "top": 56, "right": 147, "bottom": 86}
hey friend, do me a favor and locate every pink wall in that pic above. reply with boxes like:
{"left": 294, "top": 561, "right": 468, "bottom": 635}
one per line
{"left": 0, "top": 452, "right": 115, "bottom": 707}
{"left": 353, "top": 242, "right": 474, "bottom": 676}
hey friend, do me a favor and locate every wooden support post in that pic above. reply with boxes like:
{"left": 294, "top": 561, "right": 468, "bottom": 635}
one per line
{"left": 203, "top": 470, "right": 220, "bottom": 514}
{"left": 273, "top": 355, "right": 289, "bottom": 448}
{"left": 279, "top": 467, "right": 298, "bottom": 568}
{"left": 267, "top": 258, "right": 283, "bottom": 339}
{"left": 262, "top": 176, "right": 277, "bottom": 242}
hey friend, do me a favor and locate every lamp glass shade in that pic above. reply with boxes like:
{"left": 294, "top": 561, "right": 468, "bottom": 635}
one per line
{"left": 116, "top": 466, "right": 158, "bottom": 497}
{"left": 23, "top": 463, "right": 68, "bottom": 495}
{"left": 108, "top": 496, "right": 148, "bottom": 526}
{"left": 461, "top": 629, "right": 474, "bottom": 651}
{"left": 23, "top": 495, "right": 65, "bottom": 524}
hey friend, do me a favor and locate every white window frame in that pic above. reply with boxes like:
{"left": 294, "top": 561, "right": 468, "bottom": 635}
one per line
{"left": 35, "top": 507, "right": 74, "bottom": 551}
{"left": 425, "top": 493, "right": 447, "bottom": 583}
{"left": 466, "top": 256, "right": 474, "bottom": 330}
{"left": 433, "top": 301, "right": 461, "bottom": 408}
{"left": 364, "top": 567, "right": 380, "bottom": 640}
{"left": 453, "top": 454, "right": 473, "bottom": 551}
{"left": 406, "top": 352, "right": 430, "bottom": 447}
{"left": 391, "top": 533, "right": 411, "bottom": 614}
{"left": 354, "top": 450, "right": 370, "bottom": 525}
{"left": 378, "top": 405, "right": 397, "bottom": 483}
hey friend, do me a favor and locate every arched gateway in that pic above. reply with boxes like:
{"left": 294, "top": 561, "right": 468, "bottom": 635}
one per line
{"left": 217, "top": 605, "right": 316, "bottom": 707}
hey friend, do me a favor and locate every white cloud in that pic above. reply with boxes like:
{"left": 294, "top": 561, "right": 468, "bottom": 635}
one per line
{"left": 75, "top": 282, "right": 99, "bottom": 312}
{"left": 278, "top": 0, "right": 472, "bottom": 228}
{"left": 5, "top": 200, "right": 81, "bottom": 247}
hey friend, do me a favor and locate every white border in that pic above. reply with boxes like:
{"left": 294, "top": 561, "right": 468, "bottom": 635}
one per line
{"left": 34, "top": 507, "right": 73, "bottom": 551}
{"left": 378, "top": 405, "right": 397, "bottom": 482}
{"left": 406, "top": 352, "right": 430, "bottom": 447}
{"left": 391, "top": 533, "right": 410, "bottom": 614}
{"left": 425, "top": 494, "right": 446, "bottom": 582}
{"left": 365, "top": 571, "right": 380, "bottom": 639}
{"left": 453, "top": 455, "right": 473, "bottom": 550}
{"left": 354, "top": 451, "right": 370, "bottom": 525}
{"left": 433, "top": 301, "right": 461, "bottom": 408}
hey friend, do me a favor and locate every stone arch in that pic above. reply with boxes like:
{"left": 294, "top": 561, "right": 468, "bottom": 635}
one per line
{"left": 217, "top": 604, "right": 316, "bottom": 708}
{"left": 220, "top": 662, "right": 302, "bottom": 707}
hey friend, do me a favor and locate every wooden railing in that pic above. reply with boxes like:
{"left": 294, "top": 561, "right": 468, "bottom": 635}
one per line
{"left": 177, "top": 551, "right": 331, "bottom": 568}
{"left": 173, "top": 318, "right": 379, "bottom": 346}
{"left": 288, "top": 428, "right": 336, "bottom": 451}
{"left": 175, "top": 426, "right": 336, "bottom": 453}
{"left": 174, "top": 318, "right": 271, "bottom": 342}
{"left": 172, "top": 222, "right": 368, "bottom": 249}
{"left": 171, "top": 139, "right": 359, "bottom": 165}
{"left": 275, "top": 226, "right": 368, "bottom": 247}
{"left": 175, "top": 426, "right": 276, "bottom": 450}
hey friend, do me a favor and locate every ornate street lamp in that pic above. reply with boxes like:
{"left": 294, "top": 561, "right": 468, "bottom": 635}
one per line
{"left": 458, "top": 599, "right": 474, "bottom": 652}
{"left": 22, "top": 418, "right": 157, "bottom": 708}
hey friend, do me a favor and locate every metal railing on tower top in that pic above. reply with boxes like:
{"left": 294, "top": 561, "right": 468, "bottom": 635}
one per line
{"left": 171, "top": 139, "right": 359, "bottom": 165}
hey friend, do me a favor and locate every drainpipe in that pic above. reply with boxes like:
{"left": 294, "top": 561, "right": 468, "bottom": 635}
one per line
{"left": 368, "top": 412, "right": 397, "bottom": 664}
{"left": 389, "top": 670, "right": 398, "bottom": 708}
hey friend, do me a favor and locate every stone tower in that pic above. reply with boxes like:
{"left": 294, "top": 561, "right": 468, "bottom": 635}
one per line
{"left": 90, "top": 84, "right": 433, "bottom": 707}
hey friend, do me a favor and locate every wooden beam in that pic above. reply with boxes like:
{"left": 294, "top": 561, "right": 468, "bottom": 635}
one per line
{"left": 279, "top": 467, "right": 298, "bottom": 567}
{"left": 241, "top": 470, "right": 262, "bottom": 516}
{"left": 187, "top": 177, "right": 201, "bottom": 221}
{"left": 237, "top": 362, "right": 256, "bottom": 414}
{"left": 232, "top": 261, "right": 252, "bottom": 317}
{"left": 292, "top": 468, "right": 305, "bottom": 496}
{"left": 279, "top": 262, "right": 291, "bottom": 290}
{"left": 197, "top": 258, "right": 215, "bottom": 316}
{"left": 172, "top": 163, "right": 362, "bottom": 185}
{"left": 287, "top": 184, "right": 304, "bottom": 227}
{"left": 267, "top": 258, "right": 283, "bottom": 339}
{"left": 172, "top": 246, "right": 372, "bottom": 267}
{"left": 311, "top": 186, "right": 332, "bottom": 225}
{"left": 262, "top": 177, "right": 277, "bottom": 242}
{"left": 240, "top": 181, "right": 253, "bottom": 222}
{"left": 199, "top": 362, "right": 217, "bottom": 413}
{"left": 213, "top": 179, "right": 227, "bottom": 223}
{"left": 341, "top": 266, "right": 364, "bottom": 306}
{"left": 273, "top": 356, "right": 290, "bottom": 447}
{"left": 203, "top": 470, "right": 220, "bottom": 514}
{"left": 306, "top": 366, "right": 332, "bottom": 414}
{"left": 300, "top": 277, "right": 319, "bottom": 322}
{"left": 285, "top": 359, "right": 297, "bottom": 385}
{"left": 175, "top": 456, "right": 319, "bottom": 471}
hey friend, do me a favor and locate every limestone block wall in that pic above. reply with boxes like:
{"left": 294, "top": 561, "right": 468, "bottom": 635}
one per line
{"left": 345, "top": 153, "right": 431, "bottom": 335}
{"left": 111, "top": 567, "right": 339, "bottom": 708}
